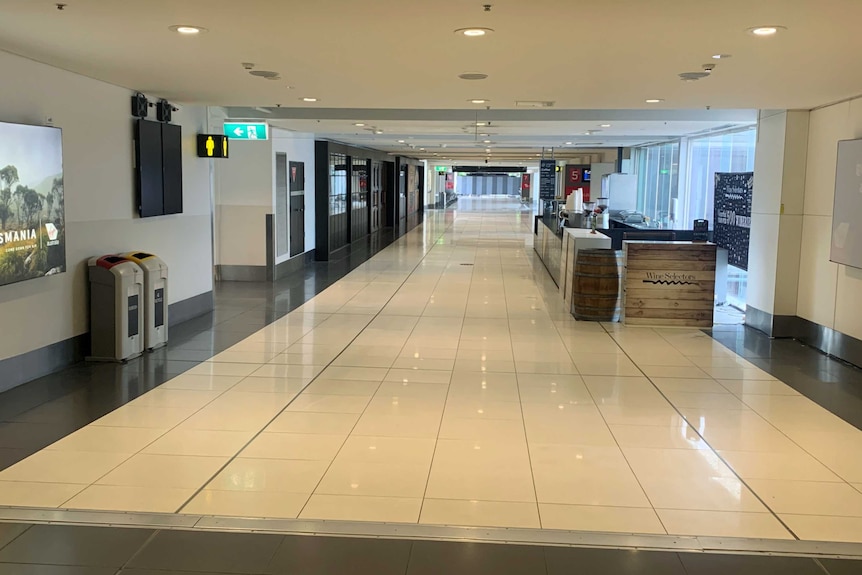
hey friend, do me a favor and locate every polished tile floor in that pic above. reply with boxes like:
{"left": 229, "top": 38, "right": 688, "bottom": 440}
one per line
{"left": 3, "top": 198, "right": 862, "bottom": 546}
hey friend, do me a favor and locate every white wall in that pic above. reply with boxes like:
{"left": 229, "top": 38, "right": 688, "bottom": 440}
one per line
{"left": 798, "top": 97, "right": 862, "bottom": 339}
{"left": 749, "top": 110, "right": 808, "bottom": 317}
{"left": 213, "top": 136, "right": 272, "bottom": 267}
{"left": 271, "top": 129, "right": 316, "bottom": 264}
{"left": 0, "top": 50, "right": 213, "bottom": 361}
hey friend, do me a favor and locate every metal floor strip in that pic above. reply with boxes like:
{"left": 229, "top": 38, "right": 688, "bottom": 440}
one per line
{"left": 1, "top": 506, "right": 862, "bottom": 559}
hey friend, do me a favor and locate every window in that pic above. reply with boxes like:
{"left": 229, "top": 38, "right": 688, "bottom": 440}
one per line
{"left": 634, "top": 141, "right": 679, "bottom": 227}
{"left": 683, "top": 128, "right": 757, "bottom": 227}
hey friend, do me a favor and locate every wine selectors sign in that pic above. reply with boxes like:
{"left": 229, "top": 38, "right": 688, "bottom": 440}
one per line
{"left": 0, "top": 121, "right": 66, "bottom": 287}
{"left": 623, "top": 242, "right": 717, "bottom": 328}
{"left": 714, "top": 172, "right": 753, "bottom": 270}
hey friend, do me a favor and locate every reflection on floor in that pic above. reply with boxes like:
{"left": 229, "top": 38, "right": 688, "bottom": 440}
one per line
{"left": 2, "top": 198, "right": 862, "bottom": 548}
{"left": 2, "top": 522, "right": 859, "bottom": 575}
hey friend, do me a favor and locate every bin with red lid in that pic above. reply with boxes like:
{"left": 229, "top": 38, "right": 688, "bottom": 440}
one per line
{"left": 87, "top": 255, "right": 144, "bottom": 362}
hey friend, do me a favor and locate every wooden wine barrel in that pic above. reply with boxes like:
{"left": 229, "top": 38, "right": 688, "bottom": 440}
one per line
{"left": 572, "top": 249, "right": 623, "bottom": 321}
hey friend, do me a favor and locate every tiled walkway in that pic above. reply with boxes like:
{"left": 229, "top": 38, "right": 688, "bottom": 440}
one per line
{"left": 3, "top": 198, "right": 862, "bottom": 545}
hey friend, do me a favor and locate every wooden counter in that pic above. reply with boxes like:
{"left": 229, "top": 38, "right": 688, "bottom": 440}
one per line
{"left": 623, "top": 241, "right": 716, "bottom": 327}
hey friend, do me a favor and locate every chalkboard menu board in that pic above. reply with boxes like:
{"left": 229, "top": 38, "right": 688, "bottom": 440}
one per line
{"left": 540, "top": 159, "right": 556, "bottom": 200}
{"left": 714, "top": 172, "right": 753, "bottom": 270}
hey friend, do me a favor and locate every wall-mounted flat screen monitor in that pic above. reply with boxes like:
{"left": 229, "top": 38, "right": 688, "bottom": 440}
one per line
{"left": 135, "top": 119, "right": 183, "bottom": 218}
{"left": 583, "top": 169, "right": 592, "bottom": 182}
{"left": 0, "top": 120, "right": 66, "bottom": 287}
{"left": 831, "top": 138, "right": 862, "bottom": 269}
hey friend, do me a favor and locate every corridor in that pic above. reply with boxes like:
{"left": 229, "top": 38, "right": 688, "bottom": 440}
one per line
{"left": 1, "top": 198, "right": 862, "bottom": 547}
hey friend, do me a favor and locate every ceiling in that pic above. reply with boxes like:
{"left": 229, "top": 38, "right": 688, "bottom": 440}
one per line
{"left": 235, "top": 109, "right": 756, "bottom": 161}
{"left": 0, "top": 0, "right": 852, "bottom": 159}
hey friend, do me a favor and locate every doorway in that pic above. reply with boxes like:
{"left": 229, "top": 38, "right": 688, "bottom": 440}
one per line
{"left": 371, "top": 161, "right": 382, "bottom": 232}
{"left": 289, "top": 160, "right": 306, "bottom": 257}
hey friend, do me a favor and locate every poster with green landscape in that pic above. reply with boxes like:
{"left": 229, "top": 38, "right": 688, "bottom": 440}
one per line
{"left": 0, "top": 121, "right": 65, "bottom": 287}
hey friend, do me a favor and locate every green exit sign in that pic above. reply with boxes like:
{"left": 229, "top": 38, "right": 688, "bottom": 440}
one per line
{"left": 223, "top": 122, "right": 269, "bottom": 140}
{"left": 435, "top": 166, "right": 447, "bottom": 172}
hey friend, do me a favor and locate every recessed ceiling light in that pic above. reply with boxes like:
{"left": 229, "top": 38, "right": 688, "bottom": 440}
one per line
{"left": 600, "top": 124, "right": 612, "bottom": 128}
{"left": 301, "top": 97, "right": 318, "bottom": 102}
{"left": 470, "top": 99, "right": 489, "bottom": 104}
{"left": 170, "top": 25, "right": 207, "bottom": 35}
{"left": 483, "top": 139, "right": 491, "bottom": 143}
{"left": 455, "top": 27, "right": 494, "bottom": 37}
{"left": 354, "top": 123, "right": 365, "bottom": 127}
{"left": 375, "top": 130, "right": 384, "bottom": 134}
{"left": 420, "top": 148, "right": 426, "bottom": 151}
{"left": 712, "top": 54, "right": 732, "bottom": 59}
{"left": 749, "top": 26, "right": 784, "bottom": 36}
{"left": 397, "top": 140, "right": 406, "bottom": 143}
{"left": 475, "top": 122, "right": 487, "bottom": 127}
{"left": 565, "top": 142, "right": 573, "bottom": 145}
{"left": 645, "top": 99, "right": 664, "bottom": 103}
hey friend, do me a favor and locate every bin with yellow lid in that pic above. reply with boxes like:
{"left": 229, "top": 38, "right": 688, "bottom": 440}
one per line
{"left": 122, "top": 251, "right": 168, "bottom": 350}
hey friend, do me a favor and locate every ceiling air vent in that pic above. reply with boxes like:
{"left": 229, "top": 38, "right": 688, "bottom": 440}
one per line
{"left": 459, "top": 73, "right": 489, "bottom": 80}
{"left": 250, "top": 70, "right": 280, "bottom": 79}
{"left": 516, "top": 100, "right": 555, "bottom": 108}
{"left": 679, "top": 72, "right": 710, "bottom": 82}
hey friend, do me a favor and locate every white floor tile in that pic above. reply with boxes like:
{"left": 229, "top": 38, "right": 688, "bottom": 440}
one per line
{"left": 240, "top": 433, "right": 346, "bottom": 461}
{"left": 780, "top": 514, "right": 862, "bottom": 543}
{"left": 182, "top": 490, "right": 309, "bottom": 518}
{"left": 160, "top": 374, "right": 244, "bottom": 391}
{"left": 142, "top": 429, "right": 256, "bottom": 457}
{"left": 335, "top": 436, "right": 436, "bottom": 466}
{"left": 657, "top": 509, "right": 794, "bottom": 539}
{"left": 97, "top": 454, "right": 228, "bottom": 489}
{"left": 316, "top": 460, "right": 430, "bottom": 498}
{"left": 746, "top": 479, "right": 862, "bottom": 516}
{"left": 719, "top": 450, "right": 843, "bottom": 482}
{"left": 0, "top": 451, "right": 131, "bottom": 485}
{"left": 539, "top": 504, "right": 665, "bottom": 534}
{"left": 0, "top": 481, "right": 84, "bottom": 507}
{"left": 267, "top": 412, "right": 360, "bottom": 435}
{"left": 46, "top": 427, "right": 165, "bottom": 454}
{"left": 64, "top": 485, "right": 195, "bottom": 514}
{"left": 421, "top": 499, "right": 541, "bottom": 529}
{"left": 300, "top": 494, "right": 422, "bottom": 523}
{"left": 206, "top": 458, "right": 329, "bottom": 493}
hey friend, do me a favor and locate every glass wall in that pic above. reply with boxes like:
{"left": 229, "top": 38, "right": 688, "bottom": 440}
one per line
{"left": 329, "top": 153, "right": 348, "bottom": 252}
{"left": 633, "top": 127, "right": 756, "bottom": 230}
{"left": 632, "top": 126, "right": 757, "bottom": 316}
{"left": 634, "top": 141, "right": 679, "bottom": 227}
{"left": 350, "top": 157, "right": 369, "bottom": 242}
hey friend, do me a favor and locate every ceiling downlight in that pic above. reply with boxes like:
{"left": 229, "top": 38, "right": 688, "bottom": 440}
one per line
{"left": 170, "top": 25, "right": 207, "bottom": 35}
{"left": 748, "top": 26, "right": 785, "bottom": 36}
{"left": 455, "top": 27, "right": 494, "bottom": 37}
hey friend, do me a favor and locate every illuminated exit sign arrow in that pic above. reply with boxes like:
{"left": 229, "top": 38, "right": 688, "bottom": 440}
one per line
{"left": 223, "top": 122, "right": 269, "bottom": 140}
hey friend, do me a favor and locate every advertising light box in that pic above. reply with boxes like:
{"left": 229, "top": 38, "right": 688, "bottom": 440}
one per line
{"left": 0, "top": 121, "right": 66, "bottom": 287}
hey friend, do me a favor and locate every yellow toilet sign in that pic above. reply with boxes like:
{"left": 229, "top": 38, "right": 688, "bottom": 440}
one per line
{"left": 196, "top": 134, "right": 229, "bottom": 158}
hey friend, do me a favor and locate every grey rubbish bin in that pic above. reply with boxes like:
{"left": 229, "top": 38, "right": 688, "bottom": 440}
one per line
{"left": 123, "top": 251, "right": 169, "bottom": 350}
{"left": 87, "top": 255, "right": 144, "bottom": 362}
